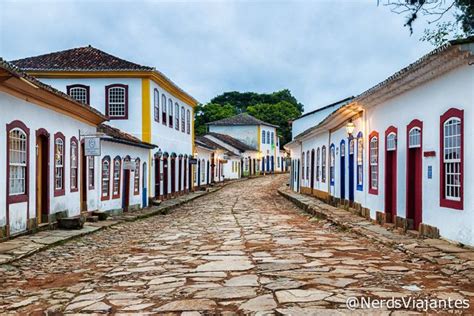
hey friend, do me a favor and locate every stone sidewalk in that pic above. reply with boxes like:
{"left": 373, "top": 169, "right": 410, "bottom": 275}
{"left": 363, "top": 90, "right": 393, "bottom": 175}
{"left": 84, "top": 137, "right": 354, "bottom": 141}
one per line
{"left": 278, "top": 185, "right": 474, "bottom": 282}
{"left": 0, "top": 180, "right": 239, "bottom": 266}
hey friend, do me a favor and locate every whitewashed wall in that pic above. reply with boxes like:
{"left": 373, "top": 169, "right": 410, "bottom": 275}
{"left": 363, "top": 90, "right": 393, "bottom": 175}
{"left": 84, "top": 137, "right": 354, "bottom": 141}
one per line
{"left": 209, "top": 125, "right": 258, "bottom": 149}
{"left": 292, "top": 104, "right": 342, "bottom": 139}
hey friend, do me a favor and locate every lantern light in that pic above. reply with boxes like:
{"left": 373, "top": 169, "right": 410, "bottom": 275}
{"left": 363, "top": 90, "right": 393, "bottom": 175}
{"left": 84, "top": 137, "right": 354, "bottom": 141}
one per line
{"left": 346, "top": 121, "right": 355, "bottom": 136}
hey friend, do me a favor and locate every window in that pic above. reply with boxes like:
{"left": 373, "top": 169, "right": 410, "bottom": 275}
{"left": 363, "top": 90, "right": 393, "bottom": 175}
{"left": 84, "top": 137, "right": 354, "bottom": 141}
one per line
{"left": 70, "top": 137, "right": 78, "bottom": 192}
{"left": 67, "top": 84, "right": 89, "bottom": 104}
{"left": 321, "top": 146, "right": 326, "bottom": 183}
{"left": 330, "top": 145, "right": 335, "bottom": 185}
{"left": 262, "top": 130, "right": 266, "bottom": 144}
{"left": 186, "top": 110, "right": 191, "bottom": 134}
{"left": 349, "top": 138, "right": 355, "bottom": 155}
{"left": 387, "top": 133, "right": 396, "bottom": 151}
{"left": 301, "top": 152, "right": 305, "bottom": 180}
{"left": 134, "top": 158, "right": 140, "bottom": 195}
{"left": 357, "top": 132, "right": 363, "bottom": 190}
{"left": 112, "top": 156, "right": 121, "bottom": 199}
{"left": 88, "top": 156, "right": 94, "bottom": 190}
{"left": 154, "top": 89, "right": 160, "bottom": 122}
{"left": 101, "top": 156, "right": 110, "bottom": 200}
{"left": 54, "top": 133, "right": 65, "bottom": 196}
{"left": 316, "top": 148, "right": 320, "bottom": 181}
{"left": 271, "top": 132, "right": 274, "bottom": 145}
{"left": 440, "top": 108, "right": 464, "bottom": 209}
{"left": 162, "top": 94, "right": 167, "bottom": 124}
{"left": 408, "top": 127, "right": 421, "bottom": 148}
{"left": 8, "top": 123, "right": 28, "bottom": 200}
{"left": 267, "top": 131, "right": 270, "bottom": 144}
{"left": 341, "top": 142, "right": 345, "bottom": 157}
{"left": 175, "top": 103, "right": 180, "bottom": 130}
{"left": 106, "top": 84, "right": 128, "bottom": 119}
{"left": 369, "top": 132, "right": 379, "bottom": 194}
{"left": 306, "top": 150, "right": 309, "bottom": 180}
{"left": 168, "top": 98, "right": 173, "bottom": 128}
{"left": 181, "top": 107, "right": 185, "bottom": 132}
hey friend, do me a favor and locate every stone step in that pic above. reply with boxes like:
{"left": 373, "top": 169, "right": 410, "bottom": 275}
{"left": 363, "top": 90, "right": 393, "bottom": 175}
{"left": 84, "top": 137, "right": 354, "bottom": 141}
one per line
{"left": 86, "top": 216, "right": 99, "bottom": 223}
{"left": 92, "top": 211, "right": 109, "bottom": 221}
{"left": 151, "top": 199, "right": 162, "bottom": 206}
{"left": 57, "top": 215, "right": 85, "bottom": 230}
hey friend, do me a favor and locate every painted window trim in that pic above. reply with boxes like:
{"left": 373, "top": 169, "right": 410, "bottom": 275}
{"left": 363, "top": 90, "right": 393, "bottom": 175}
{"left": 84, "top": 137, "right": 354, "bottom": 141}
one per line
{"left": 330, "top": 144, "right": 335, "bottom": 186}
{"left": 181, "top": 106, "right": 185, "bottom": 133}
{"left": 186, "top": 109, "right": 191, "bottom": 134}
{"left": 105, "top": 84, "right": 128, "bottom": 120}
{"left": 134, "top": 158, "right": 140, "bottom": 195}
{"left": 101, "top": 156, "right": 111, "bottom": 201}
{"left": 88, "top": 156, "right": 95, "bottom": 190}
{"left": 175, "top": 102, "right": 180, "bottom": 130}
{"left": 321, "top": 145, "right": 326, "bottom": 183}
{"left": 316, "top": 147, "right": 320, "bottom": 181}
{"left": 66, "top": 84, "right": 90, "bottom": 105}
{"left": 70, "top": 136, "right": 79, "bottom": 192}
{"left": 6, "top": 120, "right": 30, "bottom": 204}
{"left": 112, "top": 156, "right": 121, "bottom": 199}
{"left": 168, "top": 98, "right": 173, "bottom": 128}
{"left": 440, "top": 108, "right": 464, "bottom": 210}
{"left": 356, "top": 131, "right": 363, "bottom": 191}
{"left": 53, "top": 132, "right": 66, "bottom": 197}
{"left": 368, "top": 131, "right": 379, "bottom": 195}
{"left": 153, "top": 88, "right": 160, "bottom": 122}
{"left": 306, "top": 150, "right": 310, "bottom": 180}
{"left": 161, "top": 94, "right": 167, "bottom": 124}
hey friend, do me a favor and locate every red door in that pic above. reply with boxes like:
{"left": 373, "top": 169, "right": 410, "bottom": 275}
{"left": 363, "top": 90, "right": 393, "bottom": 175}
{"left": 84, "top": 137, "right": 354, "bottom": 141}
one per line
{"left": 384, "top": 127, "right": 397, "bottom": 223}
{"left": 406, "top": 120, "right": 423, "bottom": 230}
{"left": 163, "top": 156, "right": 168, "bottom": 197}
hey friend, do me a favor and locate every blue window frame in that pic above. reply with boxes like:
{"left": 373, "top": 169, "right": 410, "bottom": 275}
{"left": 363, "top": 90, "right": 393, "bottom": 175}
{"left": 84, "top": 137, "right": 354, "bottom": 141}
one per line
{"left": 267, "top": 131, "right": 270, "bottom": 144}
{"left": 262, "top": 130, "right": 265, "bottom": 144}
{"left": 357, "top": 131, "right": 363, "bottom": 191}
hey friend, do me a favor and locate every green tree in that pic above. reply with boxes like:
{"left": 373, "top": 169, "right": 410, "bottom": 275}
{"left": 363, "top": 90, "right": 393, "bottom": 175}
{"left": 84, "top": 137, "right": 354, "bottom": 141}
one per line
{"left": 194, "top": 102, "right": 237, "bottom": 136}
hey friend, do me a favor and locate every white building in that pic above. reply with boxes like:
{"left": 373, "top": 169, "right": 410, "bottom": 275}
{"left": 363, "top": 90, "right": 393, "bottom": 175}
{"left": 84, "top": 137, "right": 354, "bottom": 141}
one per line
{"left": 286, "top": 37, "right": 474, "bottom": 246}
{"left": 207, "top": 113, "right": 281, "bottom": 174}
{"left": 12, "top": 46, "right": 198, "bottom": 203}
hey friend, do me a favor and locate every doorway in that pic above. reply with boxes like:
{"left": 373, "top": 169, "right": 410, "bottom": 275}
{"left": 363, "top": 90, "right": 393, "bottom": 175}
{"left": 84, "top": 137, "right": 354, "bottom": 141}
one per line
{"left": 348, "top": 137, "right": 355, "bottom": 202}
{"left": 406, "top": 121, "right": 423, "bottom": 230}
{"left": 178, "top": 156, "right": 182, "bottom": 193}
{"left": 35, "top": 130, "right": 49, "bottom": 224}
{"left": 123, "top": 168, "right": 130, "bottom": 212}
{"left": 310, "top": 149, "right": 315, "bottom": 192}
{"left": 171, "top": 156, "right": 176, "bottom": 195}
{"left": 142, "top": 162, "right": 147, "bottom": 207}
{"left": 340, "top": 140, "right": 346, "bottom": 200}
{"left": 210, "top": 153, "right": 215, "bottom": 182}
{"left": 385, "top": 128, "right": 397, "bottom": 223}
{"left": 163, "top": 156, "right": 168, "bottom": 197}
{"left": 80, "top": 142, "right": 87, "bottom": 213}
{"left": 155, "top": 155, "right": 161, "bottom": 199}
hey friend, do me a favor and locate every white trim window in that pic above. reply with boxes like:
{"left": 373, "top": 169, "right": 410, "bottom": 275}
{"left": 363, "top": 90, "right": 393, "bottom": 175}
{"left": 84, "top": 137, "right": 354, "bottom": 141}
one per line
{"left": 113, "top": 158, "right": 121, "bottom": 196}
{"left": 316, "top": 148, "right": 320, "bottom": 181}
{"left": 55, "top": 138, "right": 64, "bottom": 190}
{"left": 175, "top": 102, "right": 180, "bottom": 130}
{"left": 88, "top": 156, "right": 94, "bottom": 189}
{"left": 9, "top": 128, "right": 27, "bottom": 195}
{"left": 154, "top": 89, "right": 160, "bottom": 122}
{"left": 370, "top": 136, "right": 378, "bottom": 190}
{"left": 70, "top": 139, "right": 78, "bottom": 190}
{"left": 69, "top": 86, "right": 88, "bottom": 104}
{"left": 443, "top": 118, "right": 461, "bottom": 201}
{"left": 181, "top": 106, "right": 185, "bottom": 132}
{"left": 408, "top": 127, "right": 421, "bottom": 148}
{"left": 387, "top": 133, "right": 396, "bottom": 151}
{"left": 349, "top": 139, "right": 354, "bottom": 155}
{"left": 330, "top": 146, "right": 335, "bottom": 184}
{"left": 102, "top": 158, "right": 110, "bottom": 198}
{"left": 107, "top": 86, "right": 126, "bottom": 118}
{"left": 321, "top": 146, "right": 326, "bottom": 183}
{"left": 186, "top": 110, "right": 191, "bottom": 134}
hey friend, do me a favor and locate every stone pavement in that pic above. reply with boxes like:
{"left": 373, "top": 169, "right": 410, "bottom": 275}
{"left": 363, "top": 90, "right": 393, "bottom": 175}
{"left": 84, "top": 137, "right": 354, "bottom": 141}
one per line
{"left": 0, "top": 175, "right": 473, "bottom": 314}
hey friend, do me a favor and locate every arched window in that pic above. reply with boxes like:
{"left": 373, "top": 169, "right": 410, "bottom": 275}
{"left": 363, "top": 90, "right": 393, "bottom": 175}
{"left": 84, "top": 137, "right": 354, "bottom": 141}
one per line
{"left": 186, "top": 110, "right": 191, "bottom": 134}
{"left": 70, "top": 137, "right": 78, "bottom": 192}
{"left": 408, "top": 127, "right": 421, "bottom": 148}
{"left": 8, "top": 123, "right": 29, "bottom": 200}
{"left": 330, "top": 144, "right": 335, "bottom": 185}
{"left": 341, "top": 142, "right": 345, "bottom": 157}
{"left": 112, "top": 156, "right": 121, "bottom": 199}
{"left": 154, "top": 89, "right": 160, "bottom": 122}
{"left": 301, "top": 151, "right": 305, "bottom": 180}
{"left": 369, "top": 132, "right": 379, "bottom": 194}
{"left": 357, "top": 132, "right": 363, "bottom": 190}
{"left": 181, "top": 106, "right": 185, "bottom": 132}
{"left": 262, "top": 130, "right": 266, "bottom": 144}
{"left": 175, "top": 102, "right": 180, "bottom": 130}
{"left": 67, "top": 84, "right": 90, "bottom": 104}
{"left": 134, "top": 158, "right": 140, "bottom": 195}
{"left": 106, "top": 84, "right": 128, "bottom": 119}
{"left": 54, "top": 132, "right": 65, "bottom": 196}
{"left": 316, "top": 147, "right": 320, "bottom": 181}
{"left": 440, "top": 108, "right": 464, "bottom": 209}
{"left": 162, "top": 94, "right": 167, "bottom": 124}
{"left": 88, "top": 156, "right": 95, "bottom": 190}
{"left": 321, "top": 146, "right": 327, "bottom": 183}
{"left": 306, "top": 150, "right": 310, "bottom": 180}
{"left": 168, "top": 98, "right": 173, "bottom": 128}
{"left": 387, "top": 133, "right": 396, "bottom": 151}
{"left": 101, "top": 156, "right": 110, "bottom": 200}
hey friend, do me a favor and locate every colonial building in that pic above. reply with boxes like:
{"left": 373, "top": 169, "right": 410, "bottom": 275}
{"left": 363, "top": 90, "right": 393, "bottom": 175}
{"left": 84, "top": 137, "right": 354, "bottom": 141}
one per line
{"left": 286, "top": 37, "right": 473, "bottom": 246}
{"left": 11, "top": 46, "right": 198, "bottom": 203}
{"left": 195, "top": 136, "right": 233, "bottom": 183}
{"left": 207, "top": 113, "right": 281, "bottom": 174}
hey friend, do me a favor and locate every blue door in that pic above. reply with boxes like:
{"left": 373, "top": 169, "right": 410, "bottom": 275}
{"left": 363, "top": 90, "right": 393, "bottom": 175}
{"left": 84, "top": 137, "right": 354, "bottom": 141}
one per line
{"left": 142, "top": 162, "right": 147, "bottom": 207}
{"left": 348, "top": 137, "right": 354, "bottom": 202}
{"left": 340, "top": 140, "right": 346, "bottom": 200}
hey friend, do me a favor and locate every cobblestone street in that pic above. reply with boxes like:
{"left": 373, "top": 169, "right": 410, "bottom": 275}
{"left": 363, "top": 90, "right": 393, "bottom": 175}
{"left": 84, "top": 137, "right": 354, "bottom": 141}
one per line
{"left": 1, "top": 175, "right": 473, "bottom": 315}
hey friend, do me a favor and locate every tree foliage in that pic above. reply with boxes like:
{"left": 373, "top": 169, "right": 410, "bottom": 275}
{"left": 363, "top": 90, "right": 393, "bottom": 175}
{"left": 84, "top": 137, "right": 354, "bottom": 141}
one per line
{"left": 382, "top": 0, "right": 474, "bottom": 46}
{"left": 195, "top": 89, "right": 304, "bottom": 147}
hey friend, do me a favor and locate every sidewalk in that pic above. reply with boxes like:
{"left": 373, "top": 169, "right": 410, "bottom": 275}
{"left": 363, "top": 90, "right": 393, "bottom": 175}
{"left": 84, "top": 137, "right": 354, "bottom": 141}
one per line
{"left": 0, "top": 180, "right": 239, "bottom": 265}
{"left": 278, "top": 185, "right": 474, "bottom": 282}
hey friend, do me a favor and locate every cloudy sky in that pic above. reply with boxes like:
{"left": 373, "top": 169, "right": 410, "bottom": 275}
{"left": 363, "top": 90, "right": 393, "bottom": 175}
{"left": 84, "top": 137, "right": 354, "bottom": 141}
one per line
{"left": 0, "top": 0, "right": 439, "bottom": 113}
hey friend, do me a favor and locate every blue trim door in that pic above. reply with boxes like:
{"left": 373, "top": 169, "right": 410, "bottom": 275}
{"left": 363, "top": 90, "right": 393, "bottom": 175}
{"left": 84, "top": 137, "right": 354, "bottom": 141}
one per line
{"left": 340, "top": 140, "right": 346, "bottom": 200}
{"left": 348, "top": 138, "right": 354, "bottom": 202}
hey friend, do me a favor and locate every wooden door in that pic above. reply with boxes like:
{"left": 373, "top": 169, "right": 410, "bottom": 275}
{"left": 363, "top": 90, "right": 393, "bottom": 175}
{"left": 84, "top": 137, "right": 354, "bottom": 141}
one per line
{"left": 80, "top": 143, "right": 87, "bottom": 213}
{"left": 36, "top": 133, "right": 49, "bottom": 224}
{"left": 406, "top": 122, "right": 423, "bottom": 230}
{"left": 123, "top": 169, "right": 130, "bottom": 211}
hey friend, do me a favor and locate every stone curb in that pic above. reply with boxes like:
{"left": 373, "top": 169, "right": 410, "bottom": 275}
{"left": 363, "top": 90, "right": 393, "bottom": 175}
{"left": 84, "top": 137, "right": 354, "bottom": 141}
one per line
{"left": 0, "top": 178, "right": 245, "bottom": 265}
{"left": 277, "top": 187, "right": 474, "bottom": 281}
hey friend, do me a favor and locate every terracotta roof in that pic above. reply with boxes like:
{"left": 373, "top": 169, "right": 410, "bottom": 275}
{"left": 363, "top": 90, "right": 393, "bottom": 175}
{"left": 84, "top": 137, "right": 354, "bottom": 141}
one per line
{"left": 98, "top": 124, "right": 157, "bottom": 149}
{"left": 10, "top": 46, "right": 153, "bottom": 71}
{"left": 0, "top": 58, "right": 107, "bottom": 123}
{"left": 195, "top": 136, "right": 227, "bottom": 151}
{"left": 207, "top": 113, "right": 278, "bottom": 128}
{"left": 206, "top": 132, "right": 257, "bottom": 152}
